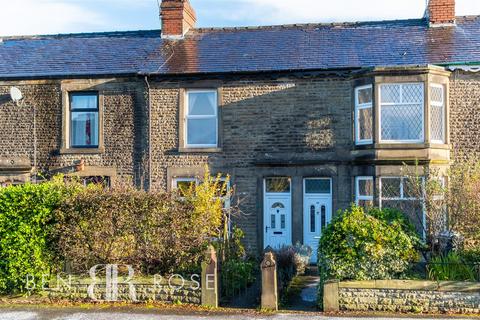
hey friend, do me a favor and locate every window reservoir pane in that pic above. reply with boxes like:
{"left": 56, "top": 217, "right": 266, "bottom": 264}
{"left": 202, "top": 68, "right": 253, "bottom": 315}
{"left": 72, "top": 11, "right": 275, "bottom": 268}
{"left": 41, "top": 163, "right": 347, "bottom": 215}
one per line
{"left": 265, "top": 178, "right": 291, "bottom": 193}
{"left": 71, "top": 94, "right": 98, "bottom": 110}
{"left": 188, "top": 91, "right": 216, "bottom": 116}
{"left": 187, "top": 118, "right": 217, "bottom": 145}
{"left": 71, "top": 112, "right": 99, "bottom": 147}
{"left": 305, "top": 179, "right": 330, "bottom": 194}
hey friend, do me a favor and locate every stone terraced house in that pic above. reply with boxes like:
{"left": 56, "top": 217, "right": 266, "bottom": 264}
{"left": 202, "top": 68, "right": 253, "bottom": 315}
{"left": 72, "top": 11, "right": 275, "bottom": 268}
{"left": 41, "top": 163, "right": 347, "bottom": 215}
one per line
{"left": 1, "top": 0, "right": 480, "bottom": 260}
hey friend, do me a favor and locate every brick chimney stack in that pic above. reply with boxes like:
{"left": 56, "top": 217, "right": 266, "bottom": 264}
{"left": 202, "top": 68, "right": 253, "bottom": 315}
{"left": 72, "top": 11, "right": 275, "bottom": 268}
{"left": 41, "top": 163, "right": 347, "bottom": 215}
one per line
{"left": 427, "top": 0, "right": 456, "bottom": 27}
{"left": 160, "top": 0, "right": 197, "bottom": 39}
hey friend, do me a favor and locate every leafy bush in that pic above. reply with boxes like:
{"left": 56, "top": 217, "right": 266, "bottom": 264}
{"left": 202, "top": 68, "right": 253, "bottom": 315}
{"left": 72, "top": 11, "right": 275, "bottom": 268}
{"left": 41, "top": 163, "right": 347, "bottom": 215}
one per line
{"left": 0, "top": 177, "right": 82, "bottom": 293}
{"left": 459, "top": 248, "right": 480, "bottom": 265}
{"left": 428, "top": 252, "right": 476, "bottom": 281}
{"left": 55, "top": 171, "right": 226, "bottom": 275}
{"left": 318, "top": 205, "right": 420, "bottom": 282}
{"left": 218, "top": 227, "right": 257, "bottom": 300}
{"left": 274, "top": 243, "right": 313, "bottom": 297}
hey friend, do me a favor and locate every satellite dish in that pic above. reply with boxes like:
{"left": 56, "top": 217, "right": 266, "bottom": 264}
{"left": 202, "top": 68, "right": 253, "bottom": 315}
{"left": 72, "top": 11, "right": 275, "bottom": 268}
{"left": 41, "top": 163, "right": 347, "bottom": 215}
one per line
{"left": 9, "top": 87, "right": 23, "bottom": 102}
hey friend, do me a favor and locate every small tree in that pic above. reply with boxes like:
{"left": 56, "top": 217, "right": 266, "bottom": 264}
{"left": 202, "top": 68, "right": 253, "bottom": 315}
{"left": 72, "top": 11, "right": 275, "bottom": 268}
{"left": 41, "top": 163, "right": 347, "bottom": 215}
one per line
{"left": 403, "top": 159, "right": 480, "bottom": 250}
{"left": 402, "top": 163, "right": 447, "bottom": 248}
{"left": 447, "top": 160, "right": 480, "bottom": 244}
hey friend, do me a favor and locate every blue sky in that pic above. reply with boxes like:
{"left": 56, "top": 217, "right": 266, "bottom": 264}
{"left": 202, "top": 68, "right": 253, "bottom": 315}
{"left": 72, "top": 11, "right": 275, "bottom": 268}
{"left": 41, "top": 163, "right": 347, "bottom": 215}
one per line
{"left": 1, "top": 0, "right": 480, "bottom": 36}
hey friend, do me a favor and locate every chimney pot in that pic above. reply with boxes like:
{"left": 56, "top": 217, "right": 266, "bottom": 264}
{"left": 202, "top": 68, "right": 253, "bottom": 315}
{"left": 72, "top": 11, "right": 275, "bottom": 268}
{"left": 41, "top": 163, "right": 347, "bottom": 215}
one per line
{"left": 160, "top": 0, "right": 197, "bottom": 39}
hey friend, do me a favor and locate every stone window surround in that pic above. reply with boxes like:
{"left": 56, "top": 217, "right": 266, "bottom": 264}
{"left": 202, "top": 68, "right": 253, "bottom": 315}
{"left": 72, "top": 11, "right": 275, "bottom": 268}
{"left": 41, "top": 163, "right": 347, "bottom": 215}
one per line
{"left": 62, "top": 165, "right": 117, "bottom": 185}
{"left": 353, "top": 68, "right": 450, "bottom": 150}
{"left": 178, "top": 82, "right": 223, "bottom": 153}
{"left": 60, "top": 80, "right": 105, "bottom": 155}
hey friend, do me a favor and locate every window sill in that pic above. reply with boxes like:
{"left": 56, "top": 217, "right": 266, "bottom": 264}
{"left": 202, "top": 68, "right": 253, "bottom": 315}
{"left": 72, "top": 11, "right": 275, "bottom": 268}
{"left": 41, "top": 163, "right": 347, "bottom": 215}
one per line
{"left": 60, "top": 147, "right": 105, "bottom": 155}
{"left": 178, "top": 147, "right": 222, "bottom": 153}
{"left": 373, "top": 143, "right": 450, "bottom": 150}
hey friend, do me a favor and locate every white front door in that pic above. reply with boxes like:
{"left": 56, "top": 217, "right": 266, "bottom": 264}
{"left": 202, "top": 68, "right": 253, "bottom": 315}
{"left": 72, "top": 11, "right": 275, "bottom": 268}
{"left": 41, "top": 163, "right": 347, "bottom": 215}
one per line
{"left": 303, "top": 178, "right": 332, "bottom": 264}
{"left": 263, "top": 177, "right": 292, "bottom": 249}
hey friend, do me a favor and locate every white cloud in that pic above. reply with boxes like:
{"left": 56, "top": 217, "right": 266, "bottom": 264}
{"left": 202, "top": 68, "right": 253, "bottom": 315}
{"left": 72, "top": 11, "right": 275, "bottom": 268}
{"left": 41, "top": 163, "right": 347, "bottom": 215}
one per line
{"left": 239, "top": 0, "right": 425, "bottom": 23}
{"left": 1, "top": 0, "right": 480, "bottom": 36}
{"left": 195, "top": 0, "right": 480, "bottom": 26}
{"left": 0, "top": 0, "right": 108, "bottom": 36}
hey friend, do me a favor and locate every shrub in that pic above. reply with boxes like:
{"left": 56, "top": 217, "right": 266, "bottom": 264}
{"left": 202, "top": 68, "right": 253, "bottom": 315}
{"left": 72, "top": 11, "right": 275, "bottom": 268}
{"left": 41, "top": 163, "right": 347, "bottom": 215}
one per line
{"left": 428, "top": 252, "right": 476, "bottom": 281}
{"left": 318, "top": 205, "right": 420, "bottom": 282}
{"left": 274, "top": 243, "right": 313, "bottom": 298}
{"left": 54, "top": 169, "right": 226, "bottom": 275}
{"left": 459, "top": 248, "right": 480, "bottom": 265}
{"left": 0, "top": 177, "right": 81, "bottom": 293}
{"left": 218, "top": 227, "right": 257, "bottom": 300}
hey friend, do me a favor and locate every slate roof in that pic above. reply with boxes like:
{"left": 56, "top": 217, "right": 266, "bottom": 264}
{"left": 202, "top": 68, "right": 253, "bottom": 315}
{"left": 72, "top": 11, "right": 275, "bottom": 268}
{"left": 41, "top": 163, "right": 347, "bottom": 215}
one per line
{"left": 1, "top": 16, "right": 480, "bottom": 79}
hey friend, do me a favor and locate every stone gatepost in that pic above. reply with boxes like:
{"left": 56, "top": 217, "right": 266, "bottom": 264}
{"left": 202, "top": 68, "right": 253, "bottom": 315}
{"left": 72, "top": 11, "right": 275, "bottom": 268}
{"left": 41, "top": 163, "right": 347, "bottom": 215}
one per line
{"left": 201, "top": 245, "right": 218, "bottom": 307}
{"left": 261, "top": 251, "right": 278, "bottom": 311}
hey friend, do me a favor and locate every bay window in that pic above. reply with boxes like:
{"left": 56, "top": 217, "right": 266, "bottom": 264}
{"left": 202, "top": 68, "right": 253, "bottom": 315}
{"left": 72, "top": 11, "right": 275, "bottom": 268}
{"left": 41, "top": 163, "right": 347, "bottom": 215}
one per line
{"left": 355, "top": 85, "right": 373, "bottom": 145}
{"left": 430, "top": 84, "right": 445, "bottom": 144}
{"left": 379, "top": 83, "right": 424, "bottom": 143}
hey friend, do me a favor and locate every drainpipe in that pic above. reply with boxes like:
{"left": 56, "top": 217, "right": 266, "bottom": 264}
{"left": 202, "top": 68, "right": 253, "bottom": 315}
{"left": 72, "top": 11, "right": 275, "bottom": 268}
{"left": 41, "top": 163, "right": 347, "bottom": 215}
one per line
{"left": 144, "top": 76, "right": 152, "bottom": 192}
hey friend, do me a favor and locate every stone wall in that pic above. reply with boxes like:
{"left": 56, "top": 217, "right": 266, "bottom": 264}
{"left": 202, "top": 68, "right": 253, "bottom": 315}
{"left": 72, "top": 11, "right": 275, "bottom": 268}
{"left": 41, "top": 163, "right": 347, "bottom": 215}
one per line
{"left": 149, "top": 76, "right": 356, "bottom": 250}
{"left": 46, "top": 282, "right": 201, "bottom": 304}
{"left": 0, "top": 79, "right": 147, "bottom": 187}
{"left": 324, "top": 280, "right": 480, "bottom": 314}
{"left": 449, "top": 71, "right": 480, "bottom": 163}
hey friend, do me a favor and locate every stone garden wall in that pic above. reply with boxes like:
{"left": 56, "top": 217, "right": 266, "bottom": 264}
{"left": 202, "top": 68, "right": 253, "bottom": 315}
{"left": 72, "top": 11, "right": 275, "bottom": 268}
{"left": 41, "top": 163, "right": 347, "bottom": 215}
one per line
{"left": 324, "top": 280, "right": 480, "bottom": 314}
{"left": 46, "top": 281, "right": 201, "bottom": 304}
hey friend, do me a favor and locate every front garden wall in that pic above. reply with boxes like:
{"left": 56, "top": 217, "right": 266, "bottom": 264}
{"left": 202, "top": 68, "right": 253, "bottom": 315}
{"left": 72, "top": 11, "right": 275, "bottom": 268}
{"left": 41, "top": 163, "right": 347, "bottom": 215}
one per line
{"left": 325, "top": 280, "right": 480, "bottom": 314}
{"left": 46, "top": 281, "right": 201, "bottom": 304}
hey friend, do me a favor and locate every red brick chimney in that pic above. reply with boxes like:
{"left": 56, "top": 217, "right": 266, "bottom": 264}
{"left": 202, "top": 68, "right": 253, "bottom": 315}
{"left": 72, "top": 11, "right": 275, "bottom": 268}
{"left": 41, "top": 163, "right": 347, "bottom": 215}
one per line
{"left": 160, "top": 0, "right": 197, "bottom": 39}
{"left": 427, "top": 0, "right": 456, "bottom": 26}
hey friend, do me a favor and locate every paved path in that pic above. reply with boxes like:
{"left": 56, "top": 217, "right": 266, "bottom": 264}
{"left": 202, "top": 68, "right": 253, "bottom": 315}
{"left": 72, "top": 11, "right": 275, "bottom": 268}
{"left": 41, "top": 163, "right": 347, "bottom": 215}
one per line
{"left": 0, "top": 308, "right": 466, "bottom": 320}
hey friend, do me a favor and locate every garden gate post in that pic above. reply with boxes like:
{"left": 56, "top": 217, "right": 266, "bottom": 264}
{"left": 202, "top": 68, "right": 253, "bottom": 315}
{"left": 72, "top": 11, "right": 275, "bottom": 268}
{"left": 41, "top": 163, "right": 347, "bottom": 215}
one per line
{"left": 201, "top": 245, "right": 218, "bottom": 307}
{"left": 323, "top": 280, "right": 339, "bottom": 312}
{"left": 261, "top": 251, "right": 278, "bottom": 310}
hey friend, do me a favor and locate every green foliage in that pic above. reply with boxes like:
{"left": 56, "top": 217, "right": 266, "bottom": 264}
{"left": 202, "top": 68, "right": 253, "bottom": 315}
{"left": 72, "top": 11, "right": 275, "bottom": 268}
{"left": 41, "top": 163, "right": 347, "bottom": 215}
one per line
{"left": 0, "top": 177, "right": 82, "bottom": 293}
{"left": 55, "top": 172, "right": 226, "bottom": 275}
{"left": 318, "top": 205, "right": 420, "bottom": 282}
{"left": 219, "top": 226, "right": 257, "bottom": 299}
{"left": 428, "top": 252, "right": 476, "bottom": 281}
{"left": 458, "top": 248, "right": 480, "bottom": 265}
{"left": 274, "top": 242, "right": 313, "bottom": 301}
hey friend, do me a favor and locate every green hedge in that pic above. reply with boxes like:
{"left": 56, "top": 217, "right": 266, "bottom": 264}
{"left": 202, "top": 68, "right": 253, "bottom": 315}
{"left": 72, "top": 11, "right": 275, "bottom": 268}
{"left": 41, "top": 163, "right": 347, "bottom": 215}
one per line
{"left": 0, "top": 170, "right": 228, "bottom": 294}
{"left": 0, "top": 178, "right": 79, "bottom": 293}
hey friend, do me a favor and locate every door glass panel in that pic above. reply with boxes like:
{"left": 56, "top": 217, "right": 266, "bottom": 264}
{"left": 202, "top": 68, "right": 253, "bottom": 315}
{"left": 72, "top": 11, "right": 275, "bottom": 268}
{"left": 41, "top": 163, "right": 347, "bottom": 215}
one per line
{"left": 266, "top": 178, "right": 291, "bottom": 193}
{"left": 305, "top": 179, "right": 331, "bottom": 194}
{"left": 271, "top": 202, "right": 285, "bottom": 209}
{"left": 321, "top": 205, "right": 326, "bottom": 230}
{"left": 271, "top": 214, "right": 276, "bottom": 229}
{"left": 310, "top": 205, "right": 316, "bottom": 233}
{"left": 281, "top": 215, "right": 285, "bottom": 229}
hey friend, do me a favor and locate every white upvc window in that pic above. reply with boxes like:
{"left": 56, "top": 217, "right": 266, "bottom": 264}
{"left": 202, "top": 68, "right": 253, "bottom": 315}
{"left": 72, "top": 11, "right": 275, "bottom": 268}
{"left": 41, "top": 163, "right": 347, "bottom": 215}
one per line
{"left": 355, "top": 176, "right": 374, "bottom": 207}
{"left": 355, "top": 85, "right": 373, "bottom": 145}
{"left": 430, "top": 84, "right": 445, "bottom": 144}
{"left": 185, "top": 90, "right": 218, "bottom": 148}
{"left": 379, "top": 83, "right": 425, "bottom": 143}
